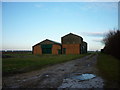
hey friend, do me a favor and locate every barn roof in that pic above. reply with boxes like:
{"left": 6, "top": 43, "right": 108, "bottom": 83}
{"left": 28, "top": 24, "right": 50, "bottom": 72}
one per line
{"left": 83, "top": 41, "right": 87, "bottom": 44}
{"left": 33, "top": 39, "right": 61, "bottom": 47}
{"left": 61, "top": 33, "right": 83, "bottom": 39}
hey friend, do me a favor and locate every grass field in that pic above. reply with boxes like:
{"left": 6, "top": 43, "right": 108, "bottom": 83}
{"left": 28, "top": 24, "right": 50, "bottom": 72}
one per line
{"left": 2, "top": 53, "right": 89, "bottom": 76}
{"left": 97, "top": 53, "right": 120, "bottom": 88}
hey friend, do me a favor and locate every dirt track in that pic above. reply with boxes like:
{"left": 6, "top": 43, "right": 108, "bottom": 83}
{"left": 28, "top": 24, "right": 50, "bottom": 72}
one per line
{"left": 3, "top": 54, "right": 104, "bottom": 88}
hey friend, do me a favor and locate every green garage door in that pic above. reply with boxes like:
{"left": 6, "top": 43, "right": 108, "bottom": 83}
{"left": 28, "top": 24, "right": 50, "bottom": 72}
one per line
{"left": 41, "top": 44, "right": 52, "bottom": 54}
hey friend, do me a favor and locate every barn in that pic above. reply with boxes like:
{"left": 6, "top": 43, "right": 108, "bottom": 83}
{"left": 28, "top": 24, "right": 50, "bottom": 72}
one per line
{"left": 32, "top": 33, "right": 87, "bottom": 55}
{"left": 61, "top": 33, "right": 87, "bottom": 54}
{"left": 32, "top": 39, "right": 61, "bottom": 55}
{"left": 81, "top": 41, "right": 87, "bottom": 54}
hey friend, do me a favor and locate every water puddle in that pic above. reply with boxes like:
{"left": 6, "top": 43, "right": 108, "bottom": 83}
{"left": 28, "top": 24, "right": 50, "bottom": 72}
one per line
{"left": 71, "top": 73, "right": 96, "bottom": 80}
{"left": 59, "top": 73, "right": 104, "bottom": 88}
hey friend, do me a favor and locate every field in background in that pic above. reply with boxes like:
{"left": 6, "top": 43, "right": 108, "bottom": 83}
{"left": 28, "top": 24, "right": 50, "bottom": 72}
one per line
{"left": 2, "top": 53, "right": 90, "bottom": 76}
{"left": 97, "top": 53, "right": 120, "bottom": 88}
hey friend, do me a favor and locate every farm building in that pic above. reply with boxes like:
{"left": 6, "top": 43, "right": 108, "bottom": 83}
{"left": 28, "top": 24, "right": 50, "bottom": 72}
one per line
{"left": 32, "top": 33, "right": 87, "bottom": 55}
{"left": 61, "top": 33, "right": 87, "bottom": 54}
{"left": 32, "top": 39, "right": 61, "bottom": 55}
{"left": 81, "top": 41, "right": 87, "bottom": 54}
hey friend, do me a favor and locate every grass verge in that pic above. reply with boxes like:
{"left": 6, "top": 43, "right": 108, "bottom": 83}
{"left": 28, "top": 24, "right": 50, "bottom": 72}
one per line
{"left": 2, "top": 53, "right": 90, "bottom": 76}
{"left": 97, "top": 53, "right": 120, "bottom": 88}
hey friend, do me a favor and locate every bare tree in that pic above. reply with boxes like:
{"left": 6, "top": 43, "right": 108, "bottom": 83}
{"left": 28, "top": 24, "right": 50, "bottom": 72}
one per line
{"left": 103, "top": 30, "right": 120, "bottom": 59}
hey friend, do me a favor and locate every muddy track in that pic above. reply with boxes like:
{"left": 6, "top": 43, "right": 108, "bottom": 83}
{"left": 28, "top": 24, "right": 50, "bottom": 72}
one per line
{"left": 3, "top": 54, "right": 104, "bottom": 88}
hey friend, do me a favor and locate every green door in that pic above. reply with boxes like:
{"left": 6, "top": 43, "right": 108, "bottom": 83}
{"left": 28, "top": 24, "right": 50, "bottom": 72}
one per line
{"left": 42, "top": 48, "right": 52, "bottom": 54}
{"left": 58, "top": 49, "right": 61, "bottom": 54}
{"left": 41, "top": 44, "right": 52, "bottom": 54}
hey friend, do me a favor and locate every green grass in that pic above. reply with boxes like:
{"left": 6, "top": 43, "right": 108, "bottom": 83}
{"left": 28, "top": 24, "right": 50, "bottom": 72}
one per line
{"left": 2, "top": 53, "right": 90, "bottom": 76}
{"left": 97, "top": 53, "right": 120, "bottom": 88}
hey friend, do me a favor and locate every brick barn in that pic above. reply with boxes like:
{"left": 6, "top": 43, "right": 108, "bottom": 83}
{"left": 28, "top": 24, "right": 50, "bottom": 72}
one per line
{"left": 32, "top": 39, "right": 61, "bottom": 55}
{"left": 32, "top": 33, "right": 87, "bottom": 55}
{"left": 61, "top": 33, "right": 87, "bottom": 54}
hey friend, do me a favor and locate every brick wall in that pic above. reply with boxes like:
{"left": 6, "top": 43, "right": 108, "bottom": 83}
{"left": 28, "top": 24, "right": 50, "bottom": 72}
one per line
{"left": 62, "top": 44, "right": 80, "bottom": 54}
{"left": 33, "top": 45, "right": 42, "bottom": 54}
{"left": 52, "top": 44, "right": 61, "bottom": 54}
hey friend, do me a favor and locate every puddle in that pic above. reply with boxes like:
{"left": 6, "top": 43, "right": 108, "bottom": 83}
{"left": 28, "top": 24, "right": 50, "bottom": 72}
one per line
{"left": 59, "top": 73, "right": 104, "bottom": 88}
{"left": 71, "top": 73, "right": 96, "bottom": 80}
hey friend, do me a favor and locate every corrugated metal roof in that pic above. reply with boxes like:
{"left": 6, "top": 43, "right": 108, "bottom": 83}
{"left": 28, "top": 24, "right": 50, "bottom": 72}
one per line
{"left": 33, "top": 39, "right": 61, "bottom": 47}
{"left": 61, "top": 33, "right": 83, "bottom": 39}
